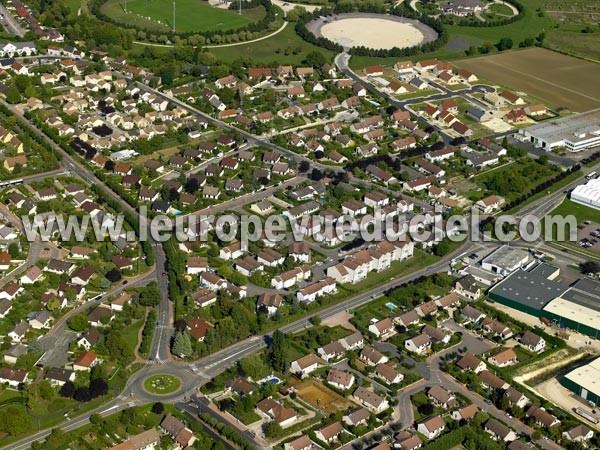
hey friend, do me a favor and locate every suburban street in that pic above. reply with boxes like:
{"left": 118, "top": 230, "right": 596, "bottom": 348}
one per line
{"left": 2, "top": 49, "right": 596, "bottom": 450}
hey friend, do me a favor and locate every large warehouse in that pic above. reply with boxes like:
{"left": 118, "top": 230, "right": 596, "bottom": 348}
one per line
{"left": 519, "top": 108, "right": 600, "bottom": 152}
{"left": 571, "top": 178, "right": 600, "bottom": 210}
{"left": 562, "top": 357, "right": 600, "bottom": 406}
{"left": 488, "top": 265, "right": 600, "bottom": 339}
{"left": 542, "top": 278, "right": 600, "bottom": 339}
{"left": 488, "top": 263, "right": 566, "bottom": 317}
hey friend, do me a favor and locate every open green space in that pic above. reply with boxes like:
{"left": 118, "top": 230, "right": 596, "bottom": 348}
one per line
{"left": 143, "top": 374, "right": 181, "bottom": 394}
{"left": 349, "top": 0, "right": 554, "bottom": 68}
{"left": 101, "top": 0, "right": 264, "bottom": 33}
{"left": 209, "top": 22, "right": 336, "bottom": 64}
{"left": 550, "top": 198, "right": 600, "bottom": 225}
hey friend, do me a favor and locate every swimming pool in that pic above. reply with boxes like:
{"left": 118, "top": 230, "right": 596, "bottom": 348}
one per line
{"left": 258, "top": 376, "right": 281, "bottom": 386}
{"left": 385, "top": 302, "right": 397, "bottom": 310}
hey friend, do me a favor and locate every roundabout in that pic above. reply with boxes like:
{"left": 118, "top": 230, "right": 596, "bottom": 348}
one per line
{"left": 143, "top": 374, "right": 182, "bottom": 395}
{"left": 307, "top": 12, "right": 438, "bottom": 50}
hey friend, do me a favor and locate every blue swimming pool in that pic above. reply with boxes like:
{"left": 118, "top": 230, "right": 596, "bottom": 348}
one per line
{"left": 385, "top": 302, "right": 397, "bottom": 310}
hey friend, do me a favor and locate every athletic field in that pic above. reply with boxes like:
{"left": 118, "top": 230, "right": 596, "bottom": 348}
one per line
{"left": 101, "top": 0, "right": 265, "bottom": 33}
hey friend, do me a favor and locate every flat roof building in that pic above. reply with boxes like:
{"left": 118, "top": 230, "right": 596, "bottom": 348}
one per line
{"left": 542, "top": 278, "right": 600, "bottom": 339}
{"left": 481, "top": 246, "right": 531, "bottom": 277}
{"left": 562, "top": 357, "right": 600, "bottom": 406}
{"left": 519, "top": 108, "right": 600, "bottom": 152}
{"left": 488, "top": 263, "right": 567, "bottom": 316}
{"left": 571, "top": 178, "right": 600, "bottom": 210}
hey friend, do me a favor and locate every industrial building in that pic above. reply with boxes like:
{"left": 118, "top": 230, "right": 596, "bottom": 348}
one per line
{"left": 542, "top": 278, "right": 600, "bottom": 339}
{"left": 562, "top": 357, "right": 600, "bottom": 406}
{"left": 489, "top": 265, "right": 600, "bottom": 339}
{"left": 571, "top": 178, "right": 600, "bottom": 210}
{"left": 481, "top": 246, "right": 531, "bottom": 277}
{"left": 488, "top": 263, "right": 565, "bottom": 317}
{"left": 519, "top": 109, "right": 600, "bottom": 152}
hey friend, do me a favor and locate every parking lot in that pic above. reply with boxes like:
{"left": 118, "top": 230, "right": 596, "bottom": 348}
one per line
{"left": 575, "top": 222, "right": 600, "bottom": 253}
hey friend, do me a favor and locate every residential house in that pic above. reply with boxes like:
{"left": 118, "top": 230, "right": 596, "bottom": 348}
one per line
{"left": 73, "top": 350, "right": 97, "bottom": 371}
{"left": 326, "top": 369, "right": 355, "bottom": 391}
{"left": 485, "top": 418, "right": 517, "bottom": 442}
{"left": 417, "top": 416, "right": 445, "bottom": 440}
{"left": 405, "top": 334, "right": 431, "bottom": 354}
{"left": 352, "top": 387, "right": 389, "bottom": 413}
{"left": 290, "top": 354, "right": 326, "bottom": 378}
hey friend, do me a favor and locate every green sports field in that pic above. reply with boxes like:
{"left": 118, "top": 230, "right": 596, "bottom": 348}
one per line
{"left": 101, "top": 0, "right": 265, "bottom": 33}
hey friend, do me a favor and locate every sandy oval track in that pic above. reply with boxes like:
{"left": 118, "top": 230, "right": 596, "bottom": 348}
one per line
{"left": 308, "top": 13, "right": 438, "bottom": 50}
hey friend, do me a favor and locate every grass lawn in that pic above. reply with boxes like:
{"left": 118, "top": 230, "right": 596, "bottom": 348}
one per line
{"left": 101, "top": 0, "right": 264, "bottom": 33}
{"left": 344, "top": 249, "right": 438, "bottom": 294}
{"left": 349, "top": 0, "right": 554, "bottom": 69}
{"left": 209, "top": 22, "right": 336, "bottom": 64}
{"left": 143, "top": 374, "right": 181, "bottom": 394}
{"left": 550, "top": 198, "right": 600, "bottom": 224}
{"left": 231, "top": 407, "right": 262, "bottom": 425}
{"left": 121, "top": 318, "right": 145, "bottom": 358}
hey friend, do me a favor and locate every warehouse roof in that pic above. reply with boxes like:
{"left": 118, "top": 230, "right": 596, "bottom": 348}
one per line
{"left": 543, "top": 298, "right": 600, "bottom": 332}
{"left": 564, "top": 357, "right": 600, "bottom": 399}
{"left": 488, "top": 264, "right": 568, "bottom": 311}
{"left": 560, "top": 278, "right": 600, "bottom": 313}
{"left": 481, "top": 246, "right": 530, "bottom": 271}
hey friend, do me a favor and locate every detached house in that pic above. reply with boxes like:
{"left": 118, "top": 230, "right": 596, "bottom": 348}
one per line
{"left": 290, "top": 354, "right": 326, "bottom": 378}
{"left": 368, "top": 317, "right": 396, "bottom": 340}
{"left": 417, "top": 416, "right": 445, "bottom": 440}
{"left": 352, "top": 387, "right": 389, "bottom": 413}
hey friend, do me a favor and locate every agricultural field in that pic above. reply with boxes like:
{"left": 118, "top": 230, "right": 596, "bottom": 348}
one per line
{"left": 542, "top": 0, "right": 600, "bottom": 61}
{"left": 454, "top": 47, "right": 600, "bottom": 112}
{"left": 295, "top": 380, "right": 354, "bottom": 414}
{"left": 100, "top": 0, "right": 265, "bottom": 33}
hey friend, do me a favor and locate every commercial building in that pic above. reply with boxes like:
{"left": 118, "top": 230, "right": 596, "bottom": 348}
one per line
{"left": 490, "top": 266, "right": 600, "bottom": 339}
{"left": 561, "top": 357, "right": 600, "bottom": 406}
{"left": 541, "top": 278, "right": 600, "bottom": 339}
{"left": 519, "top": 109, "right": 600, "bottom": 152}
{"left": 481, "top": 246, "right": 531, "bottom": 277}
{"left": 488, "top": 263, "right": 566, "bottom": 317}
{"left": 571, "top": 178, "right": 600, "bottom": 210}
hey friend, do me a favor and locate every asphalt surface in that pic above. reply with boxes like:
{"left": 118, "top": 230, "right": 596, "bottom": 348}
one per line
{"left": 0, "top": 3, "right": 26, "bottom": 36}
{"left": 334, "top": 52, "right": 514, "bottom": 145}
{"left": 4, "top": 61, "right": 589, "bottom": 449}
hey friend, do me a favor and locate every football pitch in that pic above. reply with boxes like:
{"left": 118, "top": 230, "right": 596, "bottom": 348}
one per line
{"left": 101, "top": 0, "right": 264, "bottom": 33}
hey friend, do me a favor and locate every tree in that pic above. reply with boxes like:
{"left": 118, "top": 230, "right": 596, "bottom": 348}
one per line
{"left": 139, "top": 283, "right": 160, "bottom": 307}
{"left": 496, "top": 37, "right": 513, "bottom": 51}
{"left": 240, "top": 354, "right": 269, "bottom": 379}
{"left": 0, "top": 406, "right": 33, "bottom": 436}
{"left": 89, "top": 413, "right": 103, "bottom": 425}
{"left": 152, "top": 402, "right": 165, "bottom": 415}
{"left": 59, "top": 381, "right": 75, "bottom": 398}
{"left": 263, "top": 421, "right": 284, "bottom": 438}
{"left": 298, "top": 161, "right": 310, "bottom": 173}
{"left": 269, "top": 330, "right": 287, "bottom": 372}
{"left": 304, "top": 51, "right": 326, "bottom": 68}
{"left": 172, "top": 330, "right": 193, "bottom": 357}
{"left": 8, "top": 242, "right": 20, "bottom": 258}
{"left": 106, "top": 268, "right": 122, "bottom": 283}
{"left": 580, "top": 260, "right": 600, "bottom": 274}
{"left": 74, "top": 386, "right": 91, "bottom": 402}
{"left": 311, "top": 315, "right": 322, "bottom": 326}
{"left": 89, "top": 378, "right": 108, "bottom": 398}
{"left": 67, "top": 314, "right": 89, "bottom": 332}
{"left": 6, "top": 87, "right": 21, "bottom": 104}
